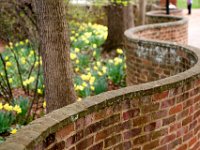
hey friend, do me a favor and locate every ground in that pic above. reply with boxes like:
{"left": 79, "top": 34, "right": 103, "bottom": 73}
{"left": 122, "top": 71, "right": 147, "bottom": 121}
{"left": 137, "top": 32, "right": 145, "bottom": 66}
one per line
{"left": 183, "top": 9, "right": 200, "bottom": 48}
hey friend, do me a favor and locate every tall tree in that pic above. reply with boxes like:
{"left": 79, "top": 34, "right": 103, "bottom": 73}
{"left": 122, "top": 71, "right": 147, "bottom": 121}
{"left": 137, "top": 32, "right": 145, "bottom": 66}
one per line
{"left": 139, "top": 0, "right": 146, "bottom": 25}
{"left": 34, "top": 0, "right": 76, "bottom": 113}
{"left": 103, "top": 0, "right": 134, "bottom": 52}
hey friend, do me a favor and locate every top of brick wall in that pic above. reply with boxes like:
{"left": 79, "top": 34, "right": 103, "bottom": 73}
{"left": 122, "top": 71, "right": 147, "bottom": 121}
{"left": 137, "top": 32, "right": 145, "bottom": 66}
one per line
{"left": 0, "top": 12, "right": 200, "bottom": 150}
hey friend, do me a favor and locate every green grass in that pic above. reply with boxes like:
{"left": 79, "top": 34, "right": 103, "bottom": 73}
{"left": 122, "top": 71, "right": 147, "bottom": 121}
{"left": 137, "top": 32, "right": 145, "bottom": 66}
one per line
{"left": 177, "top": 0, "right": 200, "bottom": 9}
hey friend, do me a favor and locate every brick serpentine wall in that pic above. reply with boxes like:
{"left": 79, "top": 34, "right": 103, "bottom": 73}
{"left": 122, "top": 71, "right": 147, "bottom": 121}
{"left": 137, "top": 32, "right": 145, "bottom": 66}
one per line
{"left": 1, "top": 12, "right": 200, "bottom": 150}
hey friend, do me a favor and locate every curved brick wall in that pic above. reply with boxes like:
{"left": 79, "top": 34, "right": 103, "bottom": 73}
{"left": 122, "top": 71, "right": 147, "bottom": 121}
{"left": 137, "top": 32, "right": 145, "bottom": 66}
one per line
{"left": 1, "top": 12, "right": 200, "bottom": 150}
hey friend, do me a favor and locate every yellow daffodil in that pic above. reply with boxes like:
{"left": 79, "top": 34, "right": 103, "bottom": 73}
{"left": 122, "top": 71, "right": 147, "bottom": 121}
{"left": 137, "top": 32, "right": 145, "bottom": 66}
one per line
{"left": 82, "top": 82, "right": 87, "bottom": 88}
{"left": 102, "top": 66, "right": 107, "bottom": 74}
{"left": 76, "top": 60, "right": 79, "bottom": 64}
{"left": 75, "top": 68, "right": 79, "bottom": 72}
{"left": 116, "top": 48, "right": 123, "bottom": 54}
{"left": 89, "top": 77, "right": 95, "bottom": 85}
{"left": 20, "top": 58, "right": 26, "bottom": 64}
{"left": 77, "top": 97, "right": 82, "bottom": 101}
{"left": 0, "top": 103, "right": 3, "bottom": 110}
{"left": 94, "top": 66, "right": 98, "bottom": 71}
{"left": 81, "top": 74, "right": 90, "bottom": 81}
{"left": 93, "top": 51, "right": 96, "bottom": 56}
{"left": 70, "top": 53, "right": 77, "bottom": 60}
{"left": 90, "top": 86, "right": 95, "bottom": 91}
{"left": 5, "top": 56, "right": 9, "bottom": 61}
{"left": 20, "top": 41, "right": 24, "bottom": 45}
{"left": 25, "top": 39, "right": 29, "bottom": 43}
{"left": 92, "top": 44, "right": 97, "bottom": 49}
{"left": 10, "top": 129, "right": 17, "bottom": 134}
{"left": 37, "top": 89, "right": 43, "bottom": 94}
{"left": 43, "top": 101, "right": 46, "bottom": 108}
{"left": 13, "top": 105, "right": 22, "bottom": 114}
{"left": 75, "top": 48, "right": 80, "bottom": 53}
{"left": 6, "top": 62, "right": 12, "bottom": 68}
{"left": 3, "top": 103, "right": 13, "bottom": 111}
{"left": 9, "top": 78, "right": 13, "bottom": 83}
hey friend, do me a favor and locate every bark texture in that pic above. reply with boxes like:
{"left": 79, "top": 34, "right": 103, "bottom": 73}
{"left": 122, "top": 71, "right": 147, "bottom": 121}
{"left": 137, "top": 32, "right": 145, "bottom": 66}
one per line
{"left": 103, "top": 4, "right": 134, "bottom": 52}
{"left": 139, "top": 0, "right": 146, "bottom": 25}
{"left": 34, "top": 0, "right": 76, "bottom": 113}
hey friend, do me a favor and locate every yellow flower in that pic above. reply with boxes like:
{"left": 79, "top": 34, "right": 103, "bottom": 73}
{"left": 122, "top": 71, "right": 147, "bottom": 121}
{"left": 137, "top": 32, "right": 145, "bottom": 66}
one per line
{"left": 3, "top": 103, "right": 13, "bottom": 111}
{"left": 81, "top": 74, "right": 90, "bottom": 81}
{"left": 37, "top": 89, "right": 43, "bottom": 94}
{"left": 89, "top": 77, "right": 95, "bottom": 85}
{"left": 116, "top": 48, "right": 123, "bottom": 54}
{"left": 10, "top": 129, "right": 17, "bottom": 134}
{"left": 75, "top": 48, "right": 80, "bottom": 53}
{"left": 20, "top": 41, "right": 24, "bottom": 45}
{"left": 5, "top": 56, "right": 9, "bottom": 61}
{"left": 43, "top": 101, "right": 46, "bottom": 108}
{"left": 90, "top": 86, "right": 95, "bottom": 91}
{"left": 21, "top": 58, "right": 26, "bottom": 64}
{"left": 92, "top": 44, "right": 97, "bottom": 49}
{"left": 76, "top": 60, "right": 79, "bottom": 64}
{"left": 9, "top": 78, "right": 13, "bottom": 84}
{"left": 0, "top": 103, "right": 3, "bottom": 110}
{"left": 70, "top": 53, "right": 77, "bottom": 60}
{"left": 77, "top": 97, "right": 82, "bottom": 101}
{"left": 98, "top": 71, "right": 103, "bottom": 76}
{"left": 15, "top": 43, "right": 19, "bottom": 47}
{"left": 97, "top": 61, "right": 101, "bottom": 67}
{"left": 29, "top": 76, "right": 35, "bottom": 83}
{"left": 93, "top": 51, "right": 96, "bottom": 56}
{"left": 13, "top": 105, "right": 22, "bottom": 114}
{"left": 75, "top": 68, "right": 79, "bottom": 72}
{"left": 30, "top": 50, "right": 34, "bottom": 56}
{"left": 82, "top": 82, "right": 87, "bottom": 88}
{"left": 93, "top": 66, "right": 98, "bottom": 71}
{"left": 6, "top": 62, "right": 12, "bottom": 68}
{"left": 102, "top": 66, "right": 107, "bottom": 74}
{"left": 9, "top": 42, "right": 13, "bottom": 46}
{"left": 25, "top": 39, "right": 29, "bottom": 43}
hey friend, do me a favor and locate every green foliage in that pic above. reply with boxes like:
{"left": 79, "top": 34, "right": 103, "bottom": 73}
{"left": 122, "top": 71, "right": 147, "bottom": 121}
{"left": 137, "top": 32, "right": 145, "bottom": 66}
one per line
{"left": 0, "top": 111, "right": 14, "bottom": 134}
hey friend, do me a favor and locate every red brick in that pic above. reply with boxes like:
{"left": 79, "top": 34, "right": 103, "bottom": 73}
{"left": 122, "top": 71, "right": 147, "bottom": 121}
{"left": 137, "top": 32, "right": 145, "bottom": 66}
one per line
{"left": 76, "top": 136, "right": 94, "bottom": 150}
{"left": 155, "top": 145, "right": 167, "bottom": 150}
{"left": 189, "top": 137, "right": 197, "bottom": 147}
{"left": 160, "top": 134, "right": 176, "bottom": 145}
{"left": 163, "top": 115, "right": 176, "bottom": 126}
{"left": 176, "top": 144, "right": 187, "bottom": 150}
{"left": 153, "top": 91, "right": 169, "bottom": 101}
{"left": 56, "top": 124, "right": 74, "bottom": 139}
{"left": 177, "top": 126, "right": 188, "bottom": 138}
{"left": 133, "top": 134, "right": 151, "bottom": 145}
{"left": 105, "top": 134, "right": 122, "bottom": 148}
{"left": 169, "top": 104, "right": 183, "bottom": 115}
{"left": 170, "top": 122, "right": 181, "bottom": 132}
{"left": 143, "top": 140, "right": 159, "bottom": 150}
{"left": 182, "top": 116, "right": 192, "bottom": 126}
{"left": 168, "top": 138, "right": 182, "bottom": 149}
{"left": 132, "top": 115, "right": 150, "bottom": 127}
{"left": 123, "top": 108, "right": 140, "bottom": 120}
{"left": 141, "top": 103, "right": 160, "bottom": 114}
{"left": 88, "top": 142, "right": 103, "bottom": 150}
{"left": 183, "top": 131, "right": 193, "bottom": 142}
{"left": 124, "top": 128, "right": 142, "bottom": 140}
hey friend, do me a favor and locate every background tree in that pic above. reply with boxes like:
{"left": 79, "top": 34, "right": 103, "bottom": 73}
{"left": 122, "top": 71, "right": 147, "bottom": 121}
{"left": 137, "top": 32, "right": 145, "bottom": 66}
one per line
{"left": 102, "top": 0, "right": 134, "bottom": 52}
{"left": 33, "top": 0, "right": 76, "bottom": 113}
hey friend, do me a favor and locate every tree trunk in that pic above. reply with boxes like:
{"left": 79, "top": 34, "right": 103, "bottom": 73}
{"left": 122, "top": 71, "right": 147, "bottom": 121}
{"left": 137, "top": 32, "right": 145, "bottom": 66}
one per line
{"left": 34, "top": 0, "right": 76, "bottom": 113}
{"left": 103, "top": 4, "right": 134, "bottom": 52}
{"left": 139, "top": 0, "right": 146, "bottom": 25}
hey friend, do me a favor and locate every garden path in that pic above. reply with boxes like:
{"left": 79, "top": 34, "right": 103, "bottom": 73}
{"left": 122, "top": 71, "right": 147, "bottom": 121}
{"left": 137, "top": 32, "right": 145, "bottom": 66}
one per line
{"left": 183, "top": 9, "right": 200, "bottom": 48}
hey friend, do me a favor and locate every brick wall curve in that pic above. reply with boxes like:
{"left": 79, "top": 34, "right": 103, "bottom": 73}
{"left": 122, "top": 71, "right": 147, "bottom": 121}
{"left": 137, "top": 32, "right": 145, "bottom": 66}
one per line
{"left": 1, "top": 12, "right": 200, "bottom": 150}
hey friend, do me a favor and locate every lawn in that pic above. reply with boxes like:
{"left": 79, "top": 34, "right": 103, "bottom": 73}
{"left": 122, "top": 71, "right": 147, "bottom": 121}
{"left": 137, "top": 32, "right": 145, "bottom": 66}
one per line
{"left": 177, "top": 0, "right": 200, "bottom": 9}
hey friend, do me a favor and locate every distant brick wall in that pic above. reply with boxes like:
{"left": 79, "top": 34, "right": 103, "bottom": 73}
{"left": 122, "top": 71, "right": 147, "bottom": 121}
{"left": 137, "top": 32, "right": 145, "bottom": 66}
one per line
{"left": 1, "top": 12, "right": 200, "bottom": 150}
